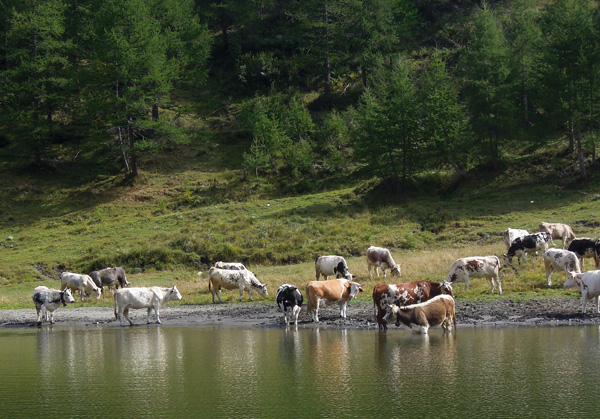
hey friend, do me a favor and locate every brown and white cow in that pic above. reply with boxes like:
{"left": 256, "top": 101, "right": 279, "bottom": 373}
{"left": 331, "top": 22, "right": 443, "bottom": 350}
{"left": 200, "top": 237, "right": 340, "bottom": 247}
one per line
{"left": 564, "top": 270, "right": 600, "bottom": 314}
{"left": 366, "top": 246, "right": 401, "bottom": 279}
{"left": 315, "top": 255, "right": 352, "bottom": 281}
{"left": 502, "top": 228, "right": 530, "bottom": 251}
{"left": 382, "top": 294, "right": 456, "bottom": 334}
{"left": 539, "top": 222, "right": 575, "bottom": 249}
{"left": 447, "top": 255, "right": 502, "bottom": 294}
{"left": 542, "top": 248, "right": 581, "bottom": 286}
{"left": 306, "top": 279, "right": 363, "bottom": 322}
{"left": 372, "top": 281, "right": 454, "bottom": 330}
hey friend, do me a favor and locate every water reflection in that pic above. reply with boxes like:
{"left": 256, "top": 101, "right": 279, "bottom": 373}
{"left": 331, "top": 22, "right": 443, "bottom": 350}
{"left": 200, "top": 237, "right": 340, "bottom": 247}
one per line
{"left": 1, "top": 326, "right": 600, "bottom": 417}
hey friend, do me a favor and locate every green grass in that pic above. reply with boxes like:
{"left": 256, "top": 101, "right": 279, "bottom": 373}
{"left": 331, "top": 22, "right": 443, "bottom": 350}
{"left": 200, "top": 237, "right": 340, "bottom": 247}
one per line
{"left": 1, "top": 132, "right": 600, "bottom": 310}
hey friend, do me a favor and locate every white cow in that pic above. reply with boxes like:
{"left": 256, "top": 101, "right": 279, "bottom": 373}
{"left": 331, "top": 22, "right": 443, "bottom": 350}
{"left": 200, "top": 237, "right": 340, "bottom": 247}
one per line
{"left": 539, "top": 222, "right": 575, "bottom": 249}
{"left": 60, "top": 272, "right": 101, "bottom": 301}
{"left": 564, "top": 271, "right": 600, "bottom": 314}
{"left": 543, "top": 248, "right": 581, "bottom": 286}
{"left": 214, "top": 261, "right": 247, "bottom": 270}
{"left": 32, "top": 286, "right": 75, "bottom": 325}
{"left": 366, "top": 246, "right": 401, "bottom": 279}
{"left": 502, "top": 228, "right": 530, "bottom": 251}
{"left": 447, "top": 256, "right": 502, "bottom": 294}
{"left": 315, "top": 255, "right": 352, "bottom": 281}
{"left": 114, "top": 286, "right": 182, "bottom": 326}
{"left": 208, "top": 267, "right": 268, "bottom": 303}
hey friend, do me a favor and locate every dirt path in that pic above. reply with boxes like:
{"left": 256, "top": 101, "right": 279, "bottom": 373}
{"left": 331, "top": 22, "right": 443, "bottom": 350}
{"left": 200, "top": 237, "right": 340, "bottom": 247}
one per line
{"left": 2, "top": 296, "right": 599, "bottom": 329}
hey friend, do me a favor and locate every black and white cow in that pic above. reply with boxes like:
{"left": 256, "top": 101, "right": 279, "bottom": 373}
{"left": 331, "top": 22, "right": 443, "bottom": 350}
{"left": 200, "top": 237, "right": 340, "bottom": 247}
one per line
{"left": 315, "top": 255, "right": 353, "bottom": 281}
{"left": 503, "top": 232, "right": 551, "bottom": 267}
{"left": 276, "top": 284, "right": 303, "bottom": 325}
{"left": 567, "top": 238, "right": 600, "bottom": 269}
{"left": 32, "top": 286, "right": 75, "bottom": 325}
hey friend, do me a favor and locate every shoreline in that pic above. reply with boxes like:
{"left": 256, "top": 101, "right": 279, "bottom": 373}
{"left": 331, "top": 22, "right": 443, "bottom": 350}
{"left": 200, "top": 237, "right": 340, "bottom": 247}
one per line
{"left": 2, "top": 296, "right": 600, "bottom": 330}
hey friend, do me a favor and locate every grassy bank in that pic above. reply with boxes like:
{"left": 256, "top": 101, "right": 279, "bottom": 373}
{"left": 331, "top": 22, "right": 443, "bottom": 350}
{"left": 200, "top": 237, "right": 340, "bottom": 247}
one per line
{"left": 1, "top": 136, "right": 599, "bottom": 310}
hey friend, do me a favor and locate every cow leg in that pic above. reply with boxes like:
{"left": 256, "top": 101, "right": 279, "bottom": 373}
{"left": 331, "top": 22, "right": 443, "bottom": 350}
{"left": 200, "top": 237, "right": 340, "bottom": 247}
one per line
{"left": 582, "top": 291, "right": 589, "bottom": 314}
{"left": 36, "top": 306, "right": 42, "bottom": 325}
{"left": 597, "top": 297, "right": 600, "bottom": 314}
{"left": 465, "top": 279, "right": 470, "bottom": 293}
{"left": 340, "top": 302, "right": 346, "bottom": 319}
{"left": 496, "top": 277, "right": 503, "bottom": 295}
{"left": 123, "top": 307, "right": 134, "bottom": 326}
{"left": 239, "top": 285, "right": 245, "bottom": 302}
{"left": 313, "top": 299, "right": 320, "bottom": 322}
{"left": 146, "top": 307, "right": 153, "bottom": 324}
{"left": 49, "top": 311, "right": 54, "bottom": 324}
{"left": 293, "top": 306, "right": 301, "bottom": 324}
{"left": 154, "top": 307, "right": 161, "bottom": 324}
{"left": 488, "top": 277, "right": 495, "bottom": 294}
{"left": 545, "top": 264, "right": 554, "bottom": 286}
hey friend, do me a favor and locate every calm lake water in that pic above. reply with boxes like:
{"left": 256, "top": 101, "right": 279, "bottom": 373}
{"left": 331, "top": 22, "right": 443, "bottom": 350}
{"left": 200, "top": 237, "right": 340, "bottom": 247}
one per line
{"left": 0, "top": 325, "right": 598, "bottom": 418}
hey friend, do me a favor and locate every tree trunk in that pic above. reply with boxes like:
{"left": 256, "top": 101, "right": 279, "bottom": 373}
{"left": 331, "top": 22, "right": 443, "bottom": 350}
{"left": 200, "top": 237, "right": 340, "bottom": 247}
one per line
{"left": 323, "top": 3, "right": 331, "bottom": 94}
{"left": 152, "top": 103, "right": 159, "bottom": 120}
{"left": 576, "top": 128, "right": 587, "bottom": 179}
{"left": 128, "top": 120, "right": 138, "bottom": 178}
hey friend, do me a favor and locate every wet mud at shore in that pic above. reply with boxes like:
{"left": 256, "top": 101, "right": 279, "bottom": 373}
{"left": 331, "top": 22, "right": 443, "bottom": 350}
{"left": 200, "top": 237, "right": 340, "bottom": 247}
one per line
{"left": 2, "top": 296, "right": 600, "bottom": 329}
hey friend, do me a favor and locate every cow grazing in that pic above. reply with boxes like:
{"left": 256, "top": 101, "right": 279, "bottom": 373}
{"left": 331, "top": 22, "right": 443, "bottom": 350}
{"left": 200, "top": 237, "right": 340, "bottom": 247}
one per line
{"left": 543, "top": 248, "right": 581, "bottom": 286}
{"left": 90, "top": 267, "right": 130, "bottom": 297}
{"left": 214, "top": 261, "right": 247, "bottom": 270}
{"left": 447, "top": 255, "right": 502, "bottom": 294}
{"left": 564, "top": 271, "right": 600, "bottom": 314}
{"left": 276, "top": 284, "right": 303, "bottom": 325}
{"left": 539, "top": 222, "right": 575, "bottom": 249}
{"left": 382, "top": 295, "right": 456, "bottom": 334}
{"left": 366, "top": 246, "right": 401, "bottom": 279}
{"left": 208, "top": 267, "right": 268, "bottom": 303}
{"left": 503, "top": 233, "right": 551, "bottom": 267}
{"left": 567, "top": 238, "right": 600, "bottom": 269}
{"left": 502, "top": 228, "right": 530, "bottom": 251}
{"left": 32, "top": 286, "right": 75, "bottom": 325}
{"left": 114, "top": 286, "right": 182, "bottom": 326}
{"left": 315, "top": 255, "right": 353, "bottom": 281}
{"left": 372, "top": 281, "right": 454, "bottom": 330}
{"left": 306, "top": 279, "right": 363, "bottom": 322}
{"left": 60, "top": 272, "right": 102, "bottom": 301}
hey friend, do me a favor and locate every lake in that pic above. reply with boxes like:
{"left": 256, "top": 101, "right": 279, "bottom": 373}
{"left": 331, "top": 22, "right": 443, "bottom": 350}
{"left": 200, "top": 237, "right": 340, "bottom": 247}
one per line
{"left": 0, "top": 325, "right": 597, "bottom": 418}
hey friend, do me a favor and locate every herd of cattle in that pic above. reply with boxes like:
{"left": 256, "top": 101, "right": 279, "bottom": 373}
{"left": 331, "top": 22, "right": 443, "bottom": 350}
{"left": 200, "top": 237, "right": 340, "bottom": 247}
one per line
{"left": 31, "top": 222, "right": 600, "bottom": 332}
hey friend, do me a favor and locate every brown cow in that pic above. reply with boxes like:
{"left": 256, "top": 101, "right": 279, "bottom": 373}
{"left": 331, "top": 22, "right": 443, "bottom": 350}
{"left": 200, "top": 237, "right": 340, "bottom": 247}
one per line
{"left": 372, "top": 281, "right": 454, "bottom": 330}
{"left": 382, "top": 294, "right": 456, "bottom": 334}
{"left": 306, "top": 279, "right": 363, "bottom": 322}
{"left": 539, "top": 222, "right": 575, "bottom": 249}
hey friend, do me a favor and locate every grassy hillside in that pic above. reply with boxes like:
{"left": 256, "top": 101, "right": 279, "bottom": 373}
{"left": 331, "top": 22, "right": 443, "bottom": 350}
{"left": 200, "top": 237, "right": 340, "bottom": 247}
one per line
{"left": 1, "top": 124, "right": 600, "bottom": 310}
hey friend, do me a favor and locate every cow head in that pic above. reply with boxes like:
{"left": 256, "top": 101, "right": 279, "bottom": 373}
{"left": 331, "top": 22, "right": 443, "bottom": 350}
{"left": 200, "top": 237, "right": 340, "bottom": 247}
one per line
{"left": 170, "top": 285, "right": 183, "bottom": 301}
{"left": 441, "top": 281, "right": 454, "bottom": 298}
{"left": 348, "top": 282, "right": 363, "bottom": 299}
{"left": 61, "top": 288, "right": 75, "bottom": 305}
{"left": 391, "top": 264, "right": 402, "bottom": 277}
{"left": 564, "top": 272, "right": 583, "bottom": 290}
{"left": 502, "top": 253, "right": 513, "bottom": 267}
{"left": 383, "top": 304, "right": 400, "bottom": 326}
{"left": 258, "top": 284, "right": 268, "bottom": 298}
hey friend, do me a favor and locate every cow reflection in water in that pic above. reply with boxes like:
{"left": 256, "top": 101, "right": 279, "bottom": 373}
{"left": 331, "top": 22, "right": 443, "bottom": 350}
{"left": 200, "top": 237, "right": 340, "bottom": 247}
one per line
{"left": 307, "top": 328, "right": 351, "bottom": 391}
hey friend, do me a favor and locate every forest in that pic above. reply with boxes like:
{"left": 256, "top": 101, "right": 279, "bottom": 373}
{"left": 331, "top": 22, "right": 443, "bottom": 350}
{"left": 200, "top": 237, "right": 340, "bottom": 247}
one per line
{"left": 2, "top": 0, "right": 600, "bottom": 192}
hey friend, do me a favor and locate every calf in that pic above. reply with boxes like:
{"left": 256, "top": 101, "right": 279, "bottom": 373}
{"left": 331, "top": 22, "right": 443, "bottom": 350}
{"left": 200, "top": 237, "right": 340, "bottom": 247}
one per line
{"left": 276, "top": 284, "right": 303, "bottom": 325}
{"left": 214, "top": 261, "right": 247, "bottom": 270}
{"left": 502, "top": 228, "right": 530, "bottom": 251}
{"left": 60, "top": 272, "right": 102, "bottom": 301}
{"left": 382, "top": 295, "right": 456, "bottom": 334}
{"left": 114, "top": 286, "right": 182, "bottom": 326}
{"left": 567, "top": 238, "right": 600, "bottom": 269}
{"left": 447, "top": 255, "right": 502, "bottom": 294}
{"left": 90, "top": 267, "right": 130, "bottom": 297}
{"left": 366, "top": 246, "right": 401, "bottom": 279}
{"left": 564, "top": 271, "right": 600, "bottom": 314}
{"left": 543, "top": 248, "right": 581, "bottom": 286}
{"left": 503, "top": 233, "right": 551, "bottom": 267}
{"left": 306, "top": 279, "right": 363, "bottom": 322}
{"left": 32, "top": 286, "right": 75, "bottom": 325}
{"left": 208, "top": 267, "right": 268, "bottom": 303}
{"left": 539, "top": 222, "right": 575, "bottom": 249}
{"left": 315, "top": 255, "right": 352, "bottom": 281}
{"left": 372, "top": 281, "right": 454, "bottom": 330}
